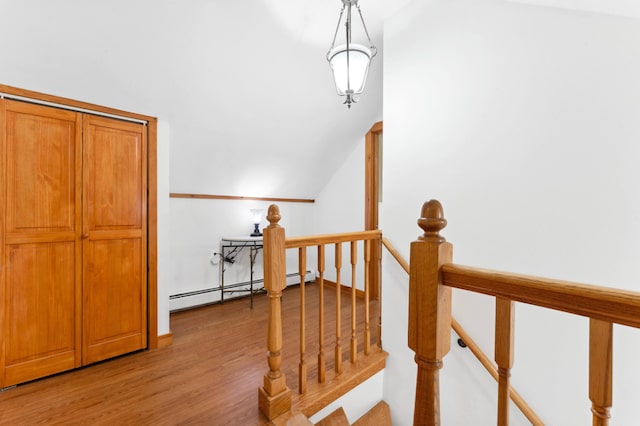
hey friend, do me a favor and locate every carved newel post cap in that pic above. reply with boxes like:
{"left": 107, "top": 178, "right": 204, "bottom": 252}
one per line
{"left": 267, "top": 204, "right": 281, "bottom": 228}
{"left": 417, "top": 199, "right": 447, "bottom": 241}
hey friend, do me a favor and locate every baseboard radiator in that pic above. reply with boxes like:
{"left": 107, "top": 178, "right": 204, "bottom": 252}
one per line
{"left": 169, "top": 270, "right": 314, "bottom": 311}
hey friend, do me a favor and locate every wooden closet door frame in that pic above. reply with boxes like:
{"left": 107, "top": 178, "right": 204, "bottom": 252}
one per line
{"left": 0, "top": 84, "right": 160, "bottom": 350}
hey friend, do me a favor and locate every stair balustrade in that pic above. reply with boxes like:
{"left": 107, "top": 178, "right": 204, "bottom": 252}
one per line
{"left": 381, "top": 237, "right": 542, "bottom": 425}
{"left": 409, "top": 199, "right": 640, "bottom": 425}
{"left": 259, "top": 205, "right": 387, "bottom": 421}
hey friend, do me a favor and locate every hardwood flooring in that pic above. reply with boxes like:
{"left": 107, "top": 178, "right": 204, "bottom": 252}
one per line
{"left": 0, "top": 283, "right": 379, "bottom": 426}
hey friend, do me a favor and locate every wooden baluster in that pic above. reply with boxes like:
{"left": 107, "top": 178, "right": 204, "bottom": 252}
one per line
{"left": 364, "top": 239, "right": 371, "bottom": 355}
{"left": 590, "top": 319, "right": 613, "bottom": 426}
{"left": 298, "top": 247, "right": 307, "bottom": 394}
{"left": 350, "top": 241, "right": 358, "bottom": 363}
{"left": 409, "top": 200, "right": 452, "bottom": 426}
{"left": 258, "top": 205, "right": 292, "bottom": 420}
{"left": 335, "top": 243, "right": 343, "bottom": 374}
{"left": 376, "top": 236, "right": 383, "bottom": 348}
{"left": 373, "top": 235, "right": 382, "bottom": 348}
{"left": 317, "top": 244, "right": 326, "bottom": 383}
{"left": 495, "top": 297, "right": 515, "bottom": 426}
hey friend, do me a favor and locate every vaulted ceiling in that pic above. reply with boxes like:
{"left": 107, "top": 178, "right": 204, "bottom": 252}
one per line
{"left": 0, "top": 0, "right": 408, "bottom": 199}
{"left": 1, "top": 0, "right": 638, "bottom": 199}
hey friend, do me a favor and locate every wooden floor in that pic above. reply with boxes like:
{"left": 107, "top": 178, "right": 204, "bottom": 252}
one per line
{"left": 0, "top": 283, "right": 378, "bottom": 425}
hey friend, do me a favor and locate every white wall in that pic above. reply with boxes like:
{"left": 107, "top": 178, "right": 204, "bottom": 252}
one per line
{"left": 312, "top": 135, "right": 370, "bottom": 288}
{"left": 169, "top": 131, "right": 371, "bottom": 307}
{"left": 313, "top": 138, "right": 366, "bottom": 235}
{"left": 169, "top": 199, "right": 315, "bottom": 310}
{"left": 383, "top": 0, "right": 640, "bottom": 424}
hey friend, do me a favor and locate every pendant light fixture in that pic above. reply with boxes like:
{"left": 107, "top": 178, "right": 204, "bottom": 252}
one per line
{"left": 327, "top": 0, "right": 377, "bottom": 108}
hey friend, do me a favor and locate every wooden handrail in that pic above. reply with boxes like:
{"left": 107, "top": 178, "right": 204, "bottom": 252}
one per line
{"left": 381, "top": 237, "right": 543, "bottom": 426}
{"left": 441, "top": 264, "right": 640, "bottom": 328}
{"left": 285, "top": 230, "right": 381, "bottom": 248}
{"left": 382, "top": 238, "right": 410, "bottom": 274}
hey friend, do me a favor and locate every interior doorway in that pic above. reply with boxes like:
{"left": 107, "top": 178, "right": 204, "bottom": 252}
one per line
{"left": 365, "top": 121, "right": 382, "bottom": 299}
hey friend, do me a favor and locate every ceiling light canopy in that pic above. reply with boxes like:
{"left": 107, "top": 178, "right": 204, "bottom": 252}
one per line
{"left": 327, "top": 0, "right": 377, "bottom": 109}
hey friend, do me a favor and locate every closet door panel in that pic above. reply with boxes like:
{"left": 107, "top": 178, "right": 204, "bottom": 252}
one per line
{"left": 84, "top": 118, "right": 143, "bottom": 232}
{"left": 4, "top": 243, "right": 78, "bottom": 386}
{"left": 83, "top": 239, "right": 143, "bottom": 364}
{"left": 82, "top": 115, "right": 147, "bottom": 365}
{"left": 1, "top": 100, "right": 82, "bottom": 387}
{"left": 5, "top": 105, "right": 78, "bottom": 235}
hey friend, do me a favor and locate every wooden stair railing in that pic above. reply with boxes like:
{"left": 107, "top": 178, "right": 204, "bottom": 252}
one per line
{"left": 381, "top": 238, "right": 542, "bottom": 425}
{"left": 410, "top": 199, "right": 640, "bottom": 425}
{"left": 258, "top": 204, "right": 291, "bottom": 420}
{"left": 259, "top": 205, "right": 386, "bottom": 421}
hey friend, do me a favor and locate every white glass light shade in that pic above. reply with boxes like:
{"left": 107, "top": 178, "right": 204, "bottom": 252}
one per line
{"left": 250, "top": 209, "right": 263, "bottom": 224}
{"left": 328, "top": 43, "right": 372, "bottom": 96}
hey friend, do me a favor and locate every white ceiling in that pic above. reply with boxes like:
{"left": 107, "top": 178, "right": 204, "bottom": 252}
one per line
{"left": 158, "top": 0, "right": 407, "bottom": 198}
{"left": 0, "top": 0, "right": 411, "bottom": 199}
{"left": 506, "top": 0, "right": 640, "bottom": 19}
{"left": 1, "top": 0, "right": 637, "bottom": 199}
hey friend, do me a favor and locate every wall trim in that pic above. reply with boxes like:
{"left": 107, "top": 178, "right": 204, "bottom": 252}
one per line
{"left": 157, "top": 332, "right": 173, "bottom": 348}
{"left": 170, "top": 193, "right": 314, "bottom": 204}
{"left": 323, "top": 279, "right": 366, "bottom": 299}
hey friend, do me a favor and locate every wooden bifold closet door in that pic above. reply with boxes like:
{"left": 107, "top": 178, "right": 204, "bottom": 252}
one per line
{"left": 0, "top": 100, "right": 83, "bottom": 387}
{"left": 82, "top": 115, "right": 147, "bottom": 365}
{"left": 0, "top": 100, "right": 147, "bottom": 387}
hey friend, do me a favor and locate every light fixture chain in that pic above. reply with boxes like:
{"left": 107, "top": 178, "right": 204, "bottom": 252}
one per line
{"left": 356, "top": 3, "right": 377, "bottom": 57}
{"left": 345, "top": 1, "right": 352, "bottom": 93}
{"left": 326, "top": 3, "right": 347, "bottom": 60}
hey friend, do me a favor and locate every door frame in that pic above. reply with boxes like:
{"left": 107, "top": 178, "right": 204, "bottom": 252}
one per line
{"left": 365, "top": 121, "right": 382, "bottom": 300}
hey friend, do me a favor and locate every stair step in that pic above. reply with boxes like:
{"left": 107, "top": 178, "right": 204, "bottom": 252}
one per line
{"left": 315, "top": 407, "right": 350, "bottom": 426}
{"left": 353, "top": 401, "right": 392, "bottom": 426}
{"left": 285, "top": 413, "right": 314, "bottom": 426}
{"left": 293, "top": 347, "right": 388, "bottom": 418}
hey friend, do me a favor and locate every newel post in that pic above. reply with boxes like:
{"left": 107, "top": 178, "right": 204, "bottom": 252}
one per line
{"left": 409, "top": 200, "right": 453, "bottom": 426}
{"left": 258, "top": 204, "right": 292, "bottom": 420}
